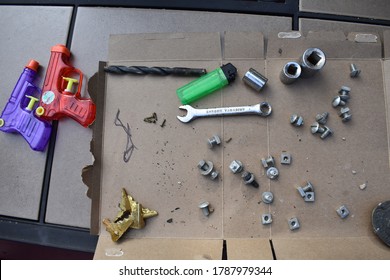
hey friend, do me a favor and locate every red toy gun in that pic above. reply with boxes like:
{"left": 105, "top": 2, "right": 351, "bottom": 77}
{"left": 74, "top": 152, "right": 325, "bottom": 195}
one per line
{"left": 36, "top": 44, "right": 96, "bottom": 127}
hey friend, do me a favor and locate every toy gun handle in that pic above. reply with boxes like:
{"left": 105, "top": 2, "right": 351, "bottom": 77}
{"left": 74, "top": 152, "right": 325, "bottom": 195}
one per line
{"left": 0, "top": 60, "right": 52, "bottom": 151}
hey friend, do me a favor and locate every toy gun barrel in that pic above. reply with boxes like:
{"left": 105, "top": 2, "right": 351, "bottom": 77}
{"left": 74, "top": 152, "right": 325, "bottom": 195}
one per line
{"left": 0, "top": 60, "right": 52, "bottom": 151}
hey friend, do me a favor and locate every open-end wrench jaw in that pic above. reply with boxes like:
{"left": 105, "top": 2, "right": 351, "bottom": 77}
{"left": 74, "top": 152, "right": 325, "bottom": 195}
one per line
{"left": 177, "top": 105, "right": 195, "bottom": 123}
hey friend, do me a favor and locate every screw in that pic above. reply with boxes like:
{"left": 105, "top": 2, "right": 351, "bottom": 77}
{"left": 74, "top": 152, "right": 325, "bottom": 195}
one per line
{"left": 208, "top": 135, "right": 221, "bottom": 148}
{"left": 315, "top": 112, "right": 329, "bottom": 125}
{"left": 229, "top": 160, "right": 243, "bottom": 173}
{"left": 198, "top": 201, "right": 211, "bottom": 216}
{"left": 310, "top": 122, "right": 326, "bottom": 134}
{"left": 332, "top": 96, "right": 346, "bottom": 107}
{"left": 262, "top": 192, "right": 274, "bottom": 204}
{"left": 241, "top": 171, "right": 259, "bottom": 188}
{"left": 350, "top": 64, "right": 361, "bottom": 78}
{"left": 320, "top": 126, "right": 333, "bottom": 139}
{"left": 261, "top": 155, "right": 275, "bottom": 169}
{"left": 210, "top": 171, "right": 219, "bottom": 180}
{"left": 266, "top": 167, "right": 279, "bottom": 180}
{"left": 339, "top": 107, "right": 352, "bottom": 122}
{"left": 338, "top": 86, "right": 351, "bottom": 102}
{"left": 290, "top": 114, "right": 304, "bottom": 127}
{"left": 302, "top": 181, "right": 314, "bottom": 192}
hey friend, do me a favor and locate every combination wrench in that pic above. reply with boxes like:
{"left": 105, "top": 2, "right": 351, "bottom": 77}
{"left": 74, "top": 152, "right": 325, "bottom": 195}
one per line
{"left": 177, "top": 102, "right": 272, "bottom": 123}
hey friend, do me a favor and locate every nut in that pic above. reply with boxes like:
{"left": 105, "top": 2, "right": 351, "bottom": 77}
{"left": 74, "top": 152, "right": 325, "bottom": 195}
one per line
{"left": 208, "top": 135, "right": 221, "bottom": 148}
{"left": 290, "top": 114, "right": 304, "bottom": 127}
{"left": 304, "top": 192, "right": 315, "bottom": 202}
{"left": 262, "top": 214, "right": 273, "bottom": 225}
{"left": 288, "top": 217, "right": 300, "bottom": 230}
{"left": 280, "top": 152, "right": 292, "bottom": 165}
{"left": 262, "top": 192, "right": 274, "bottom": 204}
{"left": 336, "top": 205, "right": 350, "bottom": 219}
{"left": 266, "top": 167, "right": 279, "bottom": 180}
{"left": 229, "top": 160, "right": 243, "bottom": 174}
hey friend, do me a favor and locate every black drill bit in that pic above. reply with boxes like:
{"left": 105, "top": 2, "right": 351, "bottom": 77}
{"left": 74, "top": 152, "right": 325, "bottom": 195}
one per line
{"left": 104, "top": 65, "right": 207, "bottom": 77}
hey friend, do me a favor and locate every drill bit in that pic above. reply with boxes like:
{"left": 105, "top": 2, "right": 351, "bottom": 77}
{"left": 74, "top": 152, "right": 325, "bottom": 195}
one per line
{"left": 104, "top": 65, "right": 207, "bottom": 77}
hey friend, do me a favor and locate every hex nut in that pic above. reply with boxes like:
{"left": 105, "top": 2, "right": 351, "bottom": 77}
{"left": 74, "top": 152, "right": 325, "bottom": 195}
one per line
{"left": 229, "top": 160, "right": 243, "bottom": 174}
{"left": 262, "top": 192, "right": 274, "bottom": 204}
{"left": 288, "top": 217, "right": 300, "bottom": 230}
{"left": 336, "top": 205, "right": 350, "bottom": 219}
{"left": 304, "top": 192, "right": 315, "bottom": 202}
{"left": 266, "top": 167, "right": 279, "bottom": 180}
{"left": 281, "top": 152, "right": 292, "bottom": 165}
{"left": 262, "top": 214, "right": 273, "bottom": 225}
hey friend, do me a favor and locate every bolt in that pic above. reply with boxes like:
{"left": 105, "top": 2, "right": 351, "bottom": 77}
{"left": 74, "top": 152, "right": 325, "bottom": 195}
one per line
{"left": 229, "top": 160, "right": 243, "bottom": 173}
{"left": 208, "top": 135, "right": 221, "bottom": 148}
{"left": 350, "top": 64, "right": 361, "bottom": 78}
{"left": 315, "top": 112, "right": 329, "bottom": 125}
{"left": 241, "top": 171, "right": 259, "bottom": 188}
{"left": 290, "top": 114, "right": 304, "bottom": 127}
{"left": 310, "top": 122, "right": 326, "bottom": 134}
{"left": 262, "top": 192, "right": 274, "bottom": 204}
{"left": 198, "top": 160, "right": 213, "bottom": 176}
{"left": 302, "top": 181, "right": 314, "bottom": 192}
{"left": 266, "top": 167, "right": 279, "bottom": 180}
{"left": 198, "top": 201, "right": 211, "bottom": 216}
{"left": 339, "top": 107, "right": 352, "bottom": 122}
{"left": 338, "top": 86, "right": 351, "bottom": 102}
{"left": 261, "top": 155, "right": 275, "bottom": 169}
{"left": 332, "top": 96, "right": 346, "bottom": 107}
{"left": 320, "top": 126, "right": 333, "bottom": 139}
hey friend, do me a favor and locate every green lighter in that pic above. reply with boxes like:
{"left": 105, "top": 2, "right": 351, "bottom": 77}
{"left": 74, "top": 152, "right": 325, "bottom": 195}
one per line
{"left": 176, "top": 63, "right": 237, "bottom": 104}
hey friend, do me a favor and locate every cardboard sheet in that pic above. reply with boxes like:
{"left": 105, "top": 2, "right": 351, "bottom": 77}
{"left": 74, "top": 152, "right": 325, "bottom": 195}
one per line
{"left": 49, "top": 7, "right": 291, "bottom": 228}
{"left": 0, "top": 6, "right": 72, "bottom": 219}
{"left": 91, "top": 31, "right": 390, "bottom": 259}
{"left": 300, "top": 0, "right": 390, "bottom": 21}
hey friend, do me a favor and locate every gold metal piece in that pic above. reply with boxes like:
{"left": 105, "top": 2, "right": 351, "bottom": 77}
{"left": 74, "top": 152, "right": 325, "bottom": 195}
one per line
{"left": 103, "top": 188, "right": 158, "bottom": 242}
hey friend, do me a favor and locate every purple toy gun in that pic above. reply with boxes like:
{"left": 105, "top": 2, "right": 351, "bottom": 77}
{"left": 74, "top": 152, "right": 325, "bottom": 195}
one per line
{"left": 0, "top": 60, "right": 52, "bottom": 151}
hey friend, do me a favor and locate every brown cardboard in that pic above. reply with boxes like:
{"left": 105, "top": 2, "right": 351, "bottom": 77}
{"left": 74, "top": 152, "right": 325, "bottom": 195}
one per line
{"left": 384, "top": 31, "right": 390, "bottom": 59}
{"left": 90, "top": 31, "right": 390, "bottom": 259}
{"left": 300, "top": 0, "right": 390, "bottom": 21}
{"left": 0, "top": 6, "right": 72, "bottom": 220}
{"left": 299, "top": 18, "right": 390, "bottom": 42}
{"left": 94, "top": 237, "right": 223, "bottom": 260}
{"left": 52, "top": 7, "right": 291, "bottom": 228}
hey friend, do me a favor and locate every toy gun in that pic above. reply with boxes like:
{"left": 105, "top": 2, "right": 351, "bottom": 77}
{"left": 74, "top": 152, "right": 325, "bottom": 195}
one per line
{"left": 0, "top": 60, "right": 52, "bottom": 151}
{"left": 36, "top": 44, "right": 96, "bottom": 127}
